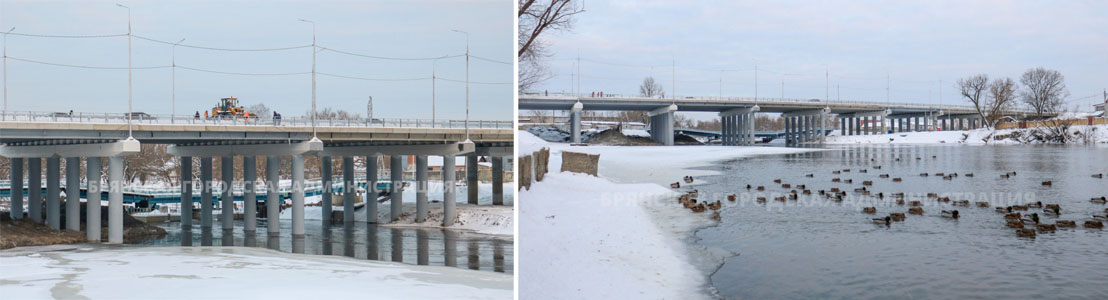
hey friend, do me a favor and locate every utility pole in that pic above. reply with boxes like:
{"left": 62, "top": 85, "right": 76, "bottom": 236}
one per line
{"left": 825, "top": 67, "right": 829, "bottom": 102}
{"left": 367, "top": 96, "right": 373, "bottom": 123}
{"left": 2, "top": 27, "right": 13, "bottom": 121}
{"left": 431, "top": 59, "right": 437, "bottom": 128}
{"left": 452, "top": 29, "right": 469, "bottom": 140}
{"left": 116, "top": 4, "right": 132, "bottom": 138}
{"left": 781, "top": 79, "right": 784, "bottom": 99}
{"left": 299, "top": 19, "right": 317, "bottom": 138}
{"left": 671, "top": 59, "right": 675, "bottom": 100}
{"left": 837, "top": 85, "right": 840, "bottom": 102}
{"left": 719, "top": 70, "right": 723, "bottom": 100}
{"left": 172, "top": 38, "right": 185, "bottom": 118}
{"left": 885, "top": 73, "right": 890, "bottom": 106}
{"left": 754, "top": 63, "right": 758, "bottom": 101}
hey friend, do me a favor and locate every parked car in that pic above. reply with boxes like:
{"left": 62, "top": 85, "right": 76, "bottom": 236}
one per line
{"left": 124, "top": 112, "right": 155, "bottom": 120}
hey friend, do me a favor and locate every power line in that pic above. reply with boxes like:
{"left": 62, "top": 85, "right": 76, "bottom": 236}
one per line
{"left": 177, "top": 65, "right": 309, "bottom": 76}
{"left": 318, "top": 72, "right": 429, "bottom": 81}
{"left": 2, "top": 32, "right": 127, "bottom": 38}
{"left": 133, "top": 35, "right": 312, "bottom": 51}
{"left": 318, "top": 46, "right": 464, "bottom": 61}
{"left": 470, "top": 54, "right": 512, "bottom": 65}
{"left": 437, "top": 77, "right": 512, "bottom": 85}
{"left": 7, "top": 56, "right": 169, "bottom": 70}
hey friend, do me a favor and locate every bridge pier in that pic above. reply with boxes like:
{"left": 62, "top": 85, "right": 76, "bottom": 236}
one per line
{"left": 10, "top": 158, "right": 23, "bottom": 219}
{"left": 343, "top": 156, "right": 355, "bottom": 224}
{"left": 720, "top": 106, "right": 758, "bottom": 146}
{"left": 416, "top": 155, "right": 429, "bottom": 222}
{"left": 180, "top": 156, "right": 193, "bottom": 228}
{"left": 266, "top": 156, "right": 280, "bottom": 234}
{"left": 46, "top": 156, "right": 60, "bottom": 230}
{"left": 108, "top": 155, "right": 124, "bottom": 244}
{"left": 442, "top": 154, "right": 457, "bottom": 226}
{"left": 28, "top": 158, "right": 41, "bottom": 223}
{"left": 570, "top": 102, "right": 583, "bottom": 144}
{"left": 366, "top": 154, "right": 379, "bottom": 224}
{"left": 321, "top": 156, "right": 333, "bottom": 222}
{"left": 648, "top": 104, "right": 677, "bottom": 146}
{"left": 492, "top": 155, "right": 504, "bottom": 205}
{"left": 221, "top": 156, "right": 234, "bottom": 231}
{"left": 200, "top": 157, "right": 213, "bottom": 229}
{"left": 467, "top": 154, "right": 479, "bottom": 204}
{"left": 85, "top": 157, "right": 101, "bottom": 242}
{"left": 785, "top": 108, "right": 829, "bottom": 145}
{"left": 390, "top": 155, "right": 405, "bottom": 222}
{"left": 66, "top": 157, "right": 82, "bottom": 231}
{"left": 291, "top": 154, "right": 306, "bottom": 237}
{"left": 243, "top": 156, "right": 257, "bottom": 233}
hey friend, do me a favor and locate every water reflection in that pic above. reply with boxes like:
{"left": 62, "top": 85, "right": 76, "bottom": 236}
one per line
{"left": 158, "top": 220, "right": 512, "bottom": 274}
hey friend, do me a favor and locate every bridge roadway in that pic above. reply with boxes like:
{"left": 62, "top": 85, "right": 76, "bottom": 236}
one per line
{"left": 0, "top": 113, "right": 513, "bottom": 244}
{"left": 519, "top": 94, "right": 1050, "bottom": 145}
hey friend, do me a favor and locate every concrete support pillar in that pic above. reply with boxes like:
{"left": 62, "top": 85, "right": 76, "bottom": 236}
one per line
{"left": 390, "top": 155, "right": 404, "bottom": 222}
{"left": 221, "top": 156, "right": 234, "bottom": 231}
{"left": 321, "top": 157, "right": 332, "bottom": 222}
{"left": 343, "top": 156, "right": 355, "bottom": 223}
{"left": 417, "top": 229, "right": 429, "bottom": 265}
{"left": 243, "top": 156, "right": 256, "bottom": 232}
{"left": 46, "top": 156, "right": 60, "bottom": 229}
{"left": 492, "top": 156, "right": 503, "bottom": 205}
{"left": 444, "top": 229, "right": 458, "bottom": 267}
{"left": 784, "top": 116, "right": 792, "bottom": 144}
{"left": 748, "top": 113, "right": 756, "bottom": 145}
{"left": 85, "top": 157, "right": 101, "bottom": 242}
{"left": 28, "top": 158, "right": 42, "bottom": 223}
{"left": 108, "top": 156, "right": 123, "bottom": 244}
{"left": 10, "top": 158, "right": 23, "bottom": 220}
{"left": 365, "top": 154, "right": 379, "bottom": 224}
{"left": 442, "top": 154, "right": 457, "bottom": 226}
{"left": 466, "top": 155, "right": 478, "bottom": 204}
{"left": 415, "top": 155, "right": 428, "bottom": 222}
{"left": 721, "top": 115, "right": 729, "bottom": 145}
{"left": 201, "top": 157, "right": 213, "bottom": 228}
{"left": 291, "top": 154, "right": 306, "bottom": 236}
{"left": 180, "top": 156, "right": 193, "bottom": 228}
{"left": 65, "top": 157, "right": 80, "bottom": 231}
{"left": 570, "top": 110, "right": 582, "bottom": 144}
{"left": 265, "top": 156, "right": 280, "bottom": 234}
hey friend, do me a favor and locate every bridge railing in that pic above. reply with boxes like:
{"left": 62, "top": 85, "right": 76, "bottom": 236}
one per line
{"left": 0, "top": 111, "right": 513, "bottom": 129}
{"left": 521, "top": 92, "right": 977, "bottom": 110}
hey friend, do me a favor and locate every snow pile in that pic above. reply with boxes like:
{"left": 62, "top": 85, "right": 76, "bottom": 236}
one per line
{"left": 525, "top": 126, "right": 570, "bottom": 143}
{"left": 0, "top": 245, "right": 512, "bottom": 299}
{"left": 826, "top": 125, "right": 1108, "bottom": 145}
{"left": 519, "top": 129, "right": 551, "bottom": 154}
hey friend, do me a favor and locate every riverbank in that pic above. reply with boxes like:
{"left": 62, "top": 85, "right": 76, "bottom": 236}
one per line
{"left": 519, "top": 131, "right": 818, "bottom": 299}
{"left": 0, "top": 205, "right": 168, "bottom": 249}
{"left": 825, "top": 124, "right": 1108, "bottom": 145}
{"left": 0, "top": 244, "right": 513, "bottom": 299}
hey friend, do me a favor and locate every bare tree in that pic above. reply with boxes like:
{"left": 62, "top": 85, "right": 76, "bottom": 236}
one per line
{"left": 1019, "top": 67, "right": 1069, "bottom": 118}
{"left": 958, "top": 74, "right": 992, "bottom": 126}
{"left": 986, "top": 77, "right": 1019, "bottom": 127}
{"left": 518, "top": 0, "right": 584, "bottom": 92}
{"left": 247, "top": 103, "right": 272, "bottom": 120}
{"left": 639, "top": 76, "right": 664, "bottom": 97}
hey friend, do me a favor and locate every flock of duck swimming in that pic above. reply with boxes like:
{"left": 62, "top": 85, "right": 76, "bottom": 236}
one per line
{"left": 671, "top": 158, "right": 1108, "bottom": 238}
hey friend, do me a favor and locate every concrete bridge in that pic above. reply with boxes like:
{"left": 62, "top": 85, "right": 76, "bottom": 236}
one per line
{"left": 0, "top": 111, "right": 513, "bottom": 244}
{"left": 519, "top": 93, "right": 1049, "bottom": 145}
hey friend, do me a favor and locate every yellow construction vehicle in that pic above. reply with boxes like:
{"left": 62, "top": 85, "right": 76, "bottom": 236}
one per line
{"left": 209, "top": 97, "right": 256, "bottom": 119}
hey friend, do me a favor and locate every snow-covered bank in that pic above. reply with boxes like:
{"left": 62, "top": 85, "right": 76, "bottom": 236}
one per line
{"left": 826, "top": 125, "right": 1108, "bottom": 145}
{"left": 0, "top": 245, "right": 512, "bottom": 299}
{"left": 519, "top": 131, "right": 819, "bottom": 299}
{"left": 281, "top": 202, "right": 513, "bottom": 236}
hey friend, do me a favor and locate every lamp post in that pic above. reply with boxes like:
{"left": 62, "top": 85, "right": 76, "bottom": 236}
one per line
{"left": 117, "top": 3, "right": 132, "bottom": 138}
{"left": 451, "top": 29, "right": 469, "bottom": 140}
{"left": 172, "top": 38, "right": 185, "bottom": 119}
{"left": 2, "top": 27, "right": 13, "bottom": 121}
{"left": 299, "top": 19, "right": 317, "bottom": 138}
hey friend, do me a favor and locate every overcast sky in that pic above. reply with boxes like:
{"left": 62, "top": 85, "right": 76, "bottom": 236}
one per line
{"left": 0, "top": 0, "right": 513, "bottom": 121}
{"left": 532, "top": 0, "right": 1107, "bottom": 113}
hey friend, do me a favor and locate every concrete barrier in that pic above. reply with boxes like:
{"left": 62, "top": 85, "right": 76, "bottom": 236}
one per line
{"left": 534, "top": 148, "right": 549, "bottom": 182}
{"left": 561, "top": 151, "right": 599, "bottom": 176}
{"left": 518, "top": 155, "right": 532, "bottom": 191}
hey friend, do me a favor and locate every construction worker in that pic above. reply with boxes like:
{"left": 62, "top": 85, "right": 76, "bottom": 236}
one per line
{"left": 204, "top": 110, "right": 209, "bottom": 119}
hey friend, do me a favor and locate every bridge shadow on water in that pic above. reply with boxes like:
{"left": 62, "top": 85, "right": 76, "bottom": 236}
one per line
{"left": 141, "top": 220, "right": 512, "bottom": 274}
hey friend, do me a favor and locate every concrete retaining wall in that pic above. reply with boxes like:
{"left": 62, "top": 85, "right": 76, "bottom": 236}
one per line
{"left": 560, "top": 151, "right": 599, "bottom": 176}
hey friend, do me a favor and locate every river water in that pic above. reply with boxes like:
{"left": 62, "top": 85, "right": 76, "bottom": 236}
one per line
{"left": 694, "top": 145, "right": 1108, "bottom": 299}
{"left": 139, "top": 220, "right": 513, "bottom": 274}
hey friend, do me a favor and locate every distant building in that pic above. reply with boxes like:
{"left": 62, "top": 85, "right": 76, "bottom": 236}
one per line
{"left": 1096, "top": 100, "right": 1106, "bottom": 117}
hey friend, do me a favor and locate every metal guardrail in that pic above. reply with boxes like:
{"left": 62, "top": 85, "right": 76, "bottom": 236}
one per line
{"left": 522, "top": 92, "right": 981, "bottom": 110}
{"left": 0, "top": 111, "right": 513, "bottom": 129}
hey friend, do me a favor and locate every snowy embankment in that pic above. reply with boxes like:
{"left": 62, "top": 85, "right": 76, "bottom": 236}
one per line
{"left": 825, "top": 124, "right": 1108, "bottom": 145}
{"left": 0, "top": 245, "right": 512, "bottom": 299}
{"left": 519, "top": 131, "right": 817, "bottom": 299}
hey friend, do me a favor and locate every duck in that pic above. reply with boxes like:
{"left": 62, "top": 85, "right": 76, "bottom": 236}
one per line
{"left": 746, "top": 184, "right": 752, "bottom": 189}
{"left": 927, "top": 193, "right": 939, "bottom": 198}
{"left": 889, "top": 213, "right": 906, "bottom": 221}
{"left": 943, "top": 175, "right": 953, "bottom": 180}
{"left": 975, "top": 202, "right": 990, "bottom": 208}
{"left": 818, "top": 190, "right": 826, "bottom": 195}
{"left": 691, "top": 203, "right": 706, "bottom": 213}
{"left": 1021, "top": 213, "right": 1040, "bottom": 224}
{"left": 908, "top": 201, "right": 922, "bottom": 207}
{"left": 830, "top": 188, "right": 840, "bottom": 193}
{"left": 832, "top": 170, "right": 841, "bottom": 174}
{"left": 1000, "top": 174, "right": 1010, "bottom": 179}
{"left": 879, "top": 174, "right": 890, "bottom": 178}
{"left": 896, "top": 199, "right": 906, "bottom": 205}
{"left": 671, "top": 182, "right": 681, "bottom": 189}
{"left": 892, "top": 178, "right": 902, "bottom": 182}
{"left": 876, "top": 192, "right": 885, "bottom": 198}
{"left": 1043, "top": 207, "right": 1059, "bottom": 217}
{"left": 687, "top": 190, "right": 699, "bottom": 198}
{"left": 803, "top": 190, "right": 812, "bottom": 195}
{"left": 774, "top": 196, "right": 786, "bottom": 202}
{"left": 796, "top": 184, "right": 806, "bottom": 189}
{"left": 756, "top": 186, "right": 765, "bottom": 191}
{"left": 756, "top": 197, "right": 767, "bottom": 203}
{"left": 774, "top": 179, "right": 782, "bottom": 183}
{"left": 953, "top": 200, "right": 969, "bottom": 206}
{"left": 782, "top": 183, "right": 791, "bottom": 188}
{"left": 727, "top": 194, "right": 737, "bottom": 201}
{"left": 832, "top": 195, "right": 844, "bottom": 202}
{"left": 1027, "top": 201, "right": 1043, "bottom": 208}
{"left": 908, "top": 207, "right": 924, "bottom": 215}
{"left": 1036, "top": 223, "right": 1057, "bottom": 232}
{"left": 1093, "top": 214, "right": 1108, "bottom": 221}
{"left": 873, "top": 216, "right": 892, "bottom": 225}
{"left": 917, "top": 157, "right": 922, "bottom": 160}
{"left": 950, "top": 173, "right": 958, "bottom": 177}
{"left": 892, "top": 192, "right": 905, "bottom": 198}
{"left": 941, "top": 210, "right": 960, "bottom": 219}
{"left": 860, "top": 169, "right": 868, "bottom": 174}
{"left": 965, "top": 173, "right": 974, "bottom": 177}
{"left": 873, "top": 165, "right": 882, "bottom": 170}
{"left": 678, "top": 194, "right": 692, "bottom": 204}
{"left": 683, "top": 199, "right": 699, "bottom": 208}
{"left": 1084, "top": 220, "right": 1104, "bottom": 228}
{"left": 936, "top": 196, "right": 950, "bottom": 203}
{"left": 707, "top": 200, "right": 722, "bottom": 210}
{"left": 1004, "top": 212, "right": 1022, "bottom": 220}
{"left": 1090, "top": 196, "right": 1107, "bottom": 204}
{"left": 996, "top": 206, "right": 1013, "bottom": 213}
{"left": 1055, "top": 220, "right": 1077, "bottom": 228}
{"left": 1011, "top": 205, "right": 1028, "bottom": 211}
{"left": 1104, "top": 208, "right": 1108, "bottom": 214}
{"left": 832, "top": 178, "right": 841, "bottom": 182}
{"left": 1044, "top": 204, "right": 1060, "bottom": 211}
{"left": 806, "top": 173, "right": 814, "bottom": 178}
{"left": 920, "top": 173, "right": 929, "bottom": 177}
{"left": 1041, "top": 181, "right": 1052, "bottom": 186}
{"left": 854, "top": 187, "right": 868, "bottom": 193}
{"left": 1009, "top": 171, "right": 1017, "bottom": 176}
{"left": 1006, "top": 220, "right": 1025, "bottom": 228}
{"left": 790, "top": 190, "right": 798, "bottom": 195}
{"left": 935, "top": 172, "right": 945, "bottom": 176}
{"left": 862, "top": 181, "right": 873, "bottom": 186}
{"left": 789, "top": 193, "right": 799, "bottom": 200}
{"left": 844, "top": 179, "right": 853, "bottom": 184}
{"left": 862, "top": 207, "right": 877, "bottom": 214}
{"left": 1016, "top": 228, "right": 1037, "bottom": 237}
{"left": 684, "top": 176, "right": 694, "bottom": 183}
{"left": 932, "top": 155, "right": 937, "bottom": 159}
{"left": 1094, "top": 173, "right": 1104, "bottom": 179}
{"left": 843, "top": 169, "right": 852, "bottom": 172}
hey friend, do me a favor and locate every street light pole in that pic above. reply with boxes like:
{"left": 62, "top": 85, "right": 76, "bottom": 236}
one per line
{"left": 172, "top": 38, "right": 184, "bottom": 119}
{"left": 452, "top": 29, "right": 469, "bottom": 140}
{"left": 117, "top": 4, "right": 132, "bottom": 138}
{"left": 300, "top": 19, "right": 317, "bottom": 138}
{"left": 2, "top": 27, "right": 14, "bottom": 121}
